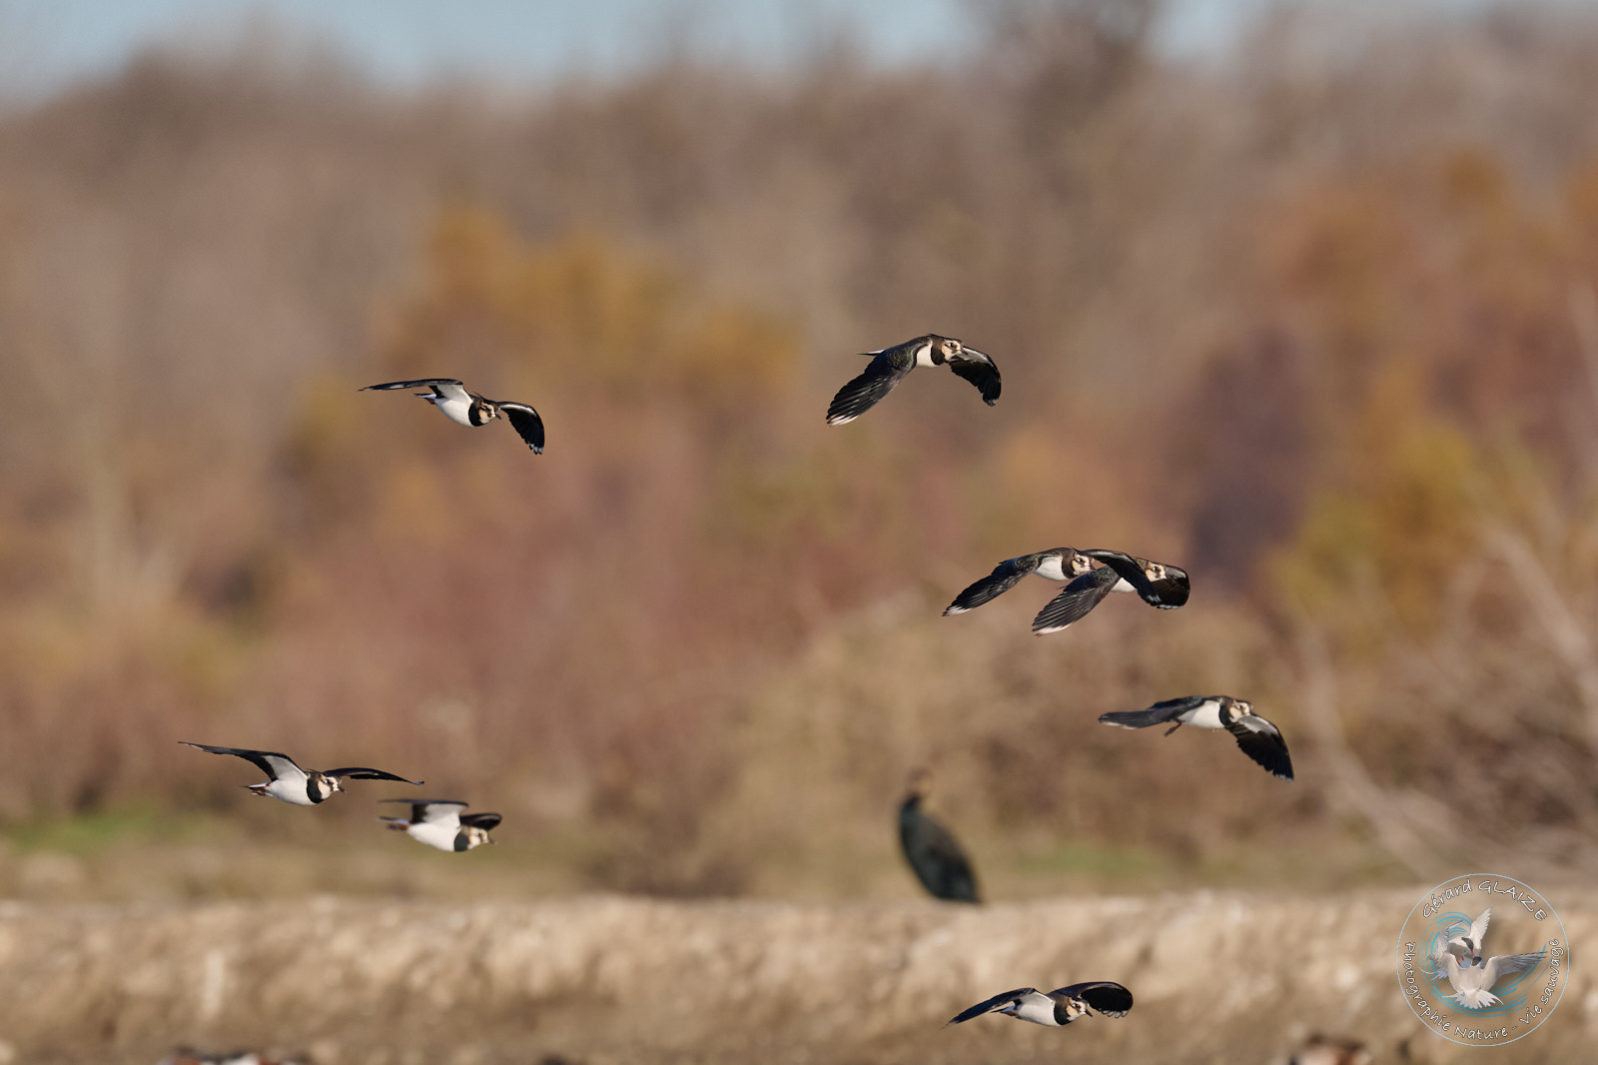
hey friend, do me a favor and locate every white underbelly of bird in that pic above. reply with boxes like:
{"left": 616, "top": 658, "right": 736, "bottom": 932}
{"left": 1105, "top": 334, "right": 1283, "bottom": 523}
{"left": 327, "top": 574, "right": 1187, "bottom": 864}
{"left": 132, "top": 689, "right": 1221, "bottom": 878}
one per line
{"left": 429, "top": 394, "right": 476, "bottom": 426}
{"left": 1034, "top": 556, "right": 1071, "bottom": 581}
{"left": 1008, "top": 997, "right": 1061, "bottom": 1025}
{"left": 262, "top": 780, "right": 318, "bottom": 806}
{"left": 406, "top": 821, "right": 462, "bottom": 851}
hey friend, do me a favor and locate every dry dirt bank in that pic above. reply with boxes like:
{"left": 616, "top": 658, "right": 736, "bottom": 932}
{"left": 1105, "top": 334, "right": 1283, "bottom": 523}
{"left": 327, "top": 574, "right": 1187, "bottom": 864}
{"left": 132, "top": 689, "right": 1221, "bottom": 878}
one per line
{"left": 0, "top": 889, "right": 1590, "bottom": 1064}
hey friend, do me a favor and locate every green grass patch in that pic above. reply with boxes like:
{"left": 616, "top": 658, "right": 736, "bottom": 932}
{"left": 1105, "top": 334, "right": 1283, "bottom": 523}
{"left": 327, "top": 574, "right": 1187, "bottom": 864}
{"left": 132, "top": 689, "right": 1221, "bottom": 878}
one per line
{"left": 1013, "top": 840, "right": 1171, "bottom": 882}
{"left": 5, "top": 805, "right": 209, "bottom": 854}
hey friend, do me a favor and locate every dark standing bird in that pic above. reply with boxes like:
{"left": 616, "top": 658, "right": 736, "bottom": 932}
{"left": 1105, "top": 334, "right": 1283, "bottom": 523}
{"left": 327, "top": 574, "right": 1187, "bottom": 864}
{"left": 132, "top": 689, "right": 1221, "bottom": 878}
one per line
{"left": 379, "top": 798, "right": 502, "bottom": 852}
{"left": 180, "top": 742, "right": 422, "bottom": 806}
{"left": 361, "top": 378, "right": 545, "bottom": 452}
{"left": 898, "top": 769, "right": 980, "bottom": 903}
{"left": 826, "top": 335, "right": 1000, "bottom": 425}
{"left": 945, "top": 547, "right": 1188, "bottom": 634}
{"left": 1097, "top": 696, "right": 1293, "bottom": 780}
{"left": 947, "top": 981, "right": 1134, "bottom": 1027}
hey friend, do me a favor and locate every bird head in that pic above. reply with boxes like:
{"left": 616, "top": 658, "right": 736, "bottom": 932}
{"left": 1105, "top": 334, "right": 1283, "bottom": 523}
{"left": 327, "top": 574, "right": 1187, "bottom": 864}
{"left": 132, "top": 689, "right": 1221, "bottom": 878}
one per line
{"left": 1059, "top": 998, "right": 1090, "bottom": 1022}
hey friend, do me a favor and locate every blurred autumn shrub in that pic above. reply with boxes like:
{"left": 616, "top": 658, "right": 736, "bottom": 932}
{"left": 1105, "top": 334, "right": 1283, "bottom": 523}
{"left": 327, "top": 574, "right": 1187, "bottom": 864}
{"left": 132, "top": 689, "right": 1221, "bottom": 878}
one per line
{"left": 3, "top": 0, "right": 1598, "bottom": 897}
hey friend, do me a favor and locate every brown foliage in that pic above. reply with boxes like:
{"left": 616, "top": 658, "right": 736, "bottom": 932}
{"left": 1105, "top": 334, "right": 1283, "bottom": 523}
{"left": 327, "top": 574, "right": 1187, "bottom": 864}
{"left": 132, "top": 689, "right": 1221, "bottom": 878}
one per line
{"left": 2, "top": 2, "right": 1598, "bottom": 896}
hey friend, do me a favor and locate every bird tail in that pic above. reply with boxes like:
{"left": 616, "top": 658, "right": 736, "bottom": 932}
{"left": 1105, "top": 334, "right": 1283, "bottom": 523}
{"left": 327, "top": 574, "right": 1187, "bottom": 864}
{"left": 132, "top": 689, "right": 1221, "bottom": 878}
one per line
{"left": 1098, "top": 707, "right": 1177, "bottom": 729}
{"left": 1451, "top": 988, "right": 1501, "bottom": 1009}
{"left": 379, "top": 817, "right": 411, "bottom": 830}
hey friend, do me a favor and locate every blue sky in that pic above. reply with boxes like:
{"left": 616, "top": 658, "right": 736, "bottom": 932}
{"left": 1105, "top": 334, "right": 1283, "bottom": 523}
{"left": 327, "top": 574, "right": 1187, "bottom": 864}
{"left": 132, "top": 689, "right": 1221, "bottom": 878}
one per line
{"left": 0, "top": 0, "right": 1489, "bottom": 92}
{"left": 0, "top": 0, "right": 1283, "bottom": 89}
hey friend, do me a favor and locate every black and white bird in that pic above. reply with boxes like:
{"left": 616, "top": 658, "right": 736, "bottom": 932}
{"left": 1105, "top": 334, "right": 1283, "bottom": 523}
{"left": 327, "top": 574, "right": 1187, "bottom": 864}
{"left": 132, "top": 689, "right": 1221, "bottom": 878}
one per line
{"left": 361, "top": 378, "right": 545, "bottom": 452}
{"left": 181, "top": 742, "right": 422, "bottom": 806}
{"left": 944, "top": 548, "right": 1093, "bottom": 615}
{"left": 826, "top": 335, "right": 1000, "bottom": 425}
{"left": 945, "top": 547, "right": 1188, "bottom": 634}
{"left": 380, "top": 798, "right": 501, "bottom": 852}
{"left": 1098, "top": 696, "right": 1293, "bottom": 780}
{"left": 898, "top": 769, "right": 980, "bottom": 903}
{"left": 947, "top": 981, "right": 1133, "bottom": 1028}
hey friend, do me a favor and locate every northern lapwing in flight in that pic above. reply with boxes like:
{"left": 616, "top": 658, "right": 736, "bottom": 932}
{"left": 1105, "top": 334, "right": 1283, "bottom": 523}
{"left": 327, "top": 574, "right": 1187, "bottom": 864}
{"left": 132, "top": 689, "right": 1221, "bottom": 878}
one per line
{"left": 379, "top": 798, "right": 501, "bottom": 852}
{"left": 361, "top": 378, "right": 545, "bottom": 452}
{"left": 944, "top": 547, "right": 1188, "bottom": 634}
{"left": 825, "top": 335, "right": 1000, "bottom": 425}
{"left": 898, "top": 768, "right": 980, "bottom": 903}
{"left": 1098, "top": 696, "right": 1293, "bottom": 780}
{"left": 947, "top": 981, "right": 1133, "bottom": 1028}
{"left": 180, "top": 742, "right": 422, "bottom": 806}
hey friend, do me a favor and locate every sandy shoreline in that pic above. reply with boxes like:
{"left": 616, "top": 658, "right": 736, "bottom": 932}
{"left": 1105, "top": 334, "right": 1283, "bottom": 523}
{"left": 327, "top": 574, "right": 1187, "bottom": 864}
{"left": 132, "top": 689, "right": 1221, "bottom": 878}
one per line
{"left": 0, "top": 888, "right": 1590, "bottom": 1064}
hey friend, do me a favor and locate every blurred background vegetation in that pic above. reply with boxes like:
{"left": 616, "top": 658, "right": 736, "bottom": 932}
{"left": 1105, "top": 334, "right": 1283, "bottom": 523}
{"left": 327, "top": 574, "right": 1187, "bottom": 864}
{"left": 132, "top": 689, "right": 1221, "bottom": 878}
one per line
{"left": 2, "top": 0, "right": 1597, "bottom": 902}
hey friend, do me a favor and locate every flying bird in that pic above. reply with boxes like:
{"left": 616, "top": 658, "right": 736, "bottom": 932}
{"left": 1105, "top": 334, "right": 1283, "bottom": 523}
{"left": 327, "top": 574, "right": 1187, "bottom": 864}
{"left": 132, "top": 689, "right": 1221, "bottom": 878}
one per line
{"left": 944, "top": 548, "right": 1093, "bottom": 615}
{"left": 1431, "top": 940, "right": 1546, "bottom": 1009}
{"left": 945, "top": 547, "right": 1188, "bottom": 634}
{"left": 380, "top": 798, "right": 501, "bottom": 852}
{"left": 947, "top": 981, "right": 1133, "bottom": 1028}
{"left": 361, "top": 378, "right": 544, "bottom": 452}
{"left": 898, "top": 769, "right": 980, "bottom": 903}
{"left": 1098, "top": 696, "right": 1293, "bottom": 780}
{"left": 180, "top": 742, "right": 422, "bottom": 806}
{"left": 826, "top": 334, "right": 999, "bottom": 425}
